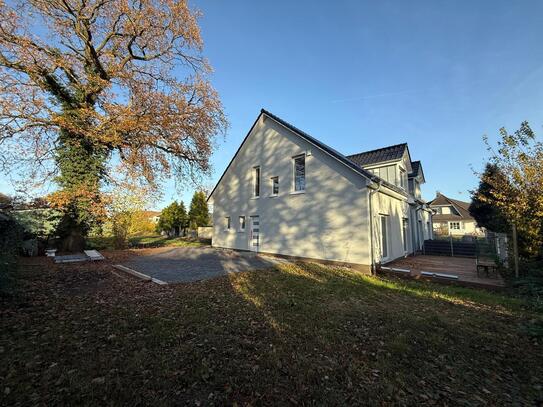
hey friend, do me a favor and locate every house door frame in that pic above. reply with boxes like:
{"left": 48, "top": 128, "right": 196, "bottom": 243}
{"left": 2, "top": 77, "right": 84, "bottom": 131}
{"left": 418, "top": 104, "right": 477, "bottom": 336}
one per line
{"left": 249, "top": 215, "right": 260, "bottom": 252}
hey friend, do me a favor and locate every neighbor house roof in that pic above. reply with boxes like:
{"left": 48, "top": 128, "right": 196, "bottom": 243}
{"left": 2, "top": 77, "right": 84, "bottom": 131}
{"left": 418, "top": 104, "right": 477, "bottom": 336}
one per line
{"left": 208, "top": 109, "right": 408, "bottom": 201}
{"left": 429, "top": 193, "right": 473, "bottom": 222}
{"left": 142, "top": 210, "right": 161, "bottom": 218}
{"left": 346, "top": 143, "right": 408, "bottom": 167}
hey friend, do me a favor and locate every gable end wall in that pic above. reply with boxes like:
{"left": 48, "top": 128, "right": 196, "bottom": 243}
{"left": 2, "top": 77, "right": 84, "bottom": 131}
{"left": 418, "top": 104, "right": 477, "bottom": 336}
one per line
{"left": 210, "top": 116, "right": 373, "bottom": 266}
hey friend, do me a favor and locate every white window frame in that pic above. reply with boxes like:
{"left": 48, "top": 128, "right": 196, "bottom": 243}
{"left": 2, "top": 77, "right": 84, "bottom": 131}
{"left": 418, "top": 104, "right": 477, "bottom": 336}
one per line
{"left": 292, "top": 154, "right": 306, "bottom": 193}
{"left": 225, "top": 216, "right": 231, "bottom": 231}
{"left": 239, "top": 216, "right": 246, "bottom": 232}
{"left": 270, "top": 176, "right": 279, "bottom": 196}
{"left": 399, "top": 167, "right": 407, "bottom": 189}
{"left": 253, "top": 166, "right": 260, "bottom": 198}
{"left": 402, "top": 218, "right": 409, "bottom": 253}
{"left": 380, "top": 214, "right": 389, "bottom": 260}
{"left": 449, "top": 221, "right": 461, "bottom": 231}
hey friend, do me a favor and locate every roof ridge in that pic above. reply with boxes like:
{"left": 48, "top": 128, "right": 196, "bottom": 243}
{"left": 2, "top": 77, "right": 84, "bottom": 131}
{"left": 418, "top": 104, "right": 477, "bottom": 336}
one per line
{"left": 259, "top": 109, "right": 408, "bottom": 197}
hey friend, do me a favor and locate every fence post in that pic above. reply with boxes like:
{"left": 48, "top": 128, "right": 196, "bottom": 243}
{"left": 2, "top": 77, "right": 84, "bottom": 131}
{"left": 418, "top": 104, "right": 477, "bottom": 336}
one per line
{"left": 450, "top": 235, "right": 454, "bottom": 256}
{"left": 512, "top": 224, "right": 519, "bottom": 278}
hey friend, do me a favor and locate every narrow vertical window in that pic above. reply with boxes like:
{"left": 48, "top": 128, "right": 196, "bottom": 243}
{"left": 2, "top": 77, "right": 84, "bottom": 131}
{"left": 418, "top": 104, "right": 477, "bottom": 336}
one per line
{"left": 402, "top": 218, "right": 408, "bottom": 252}
{"left": 294, "top": 155, "right": 305, "bottom": 192}
{"left": 239, "top": 216, "right": 246, "bottom": 231}
{"left": 380, "top": 215, "right": 388, "bottom": 258}
{"left": 271, "top": 176, "right": 279, "bottom": 196}
{"left": 253, "top": 166, "right": 260, "bottom": 197}
{"left": 400, "top": 168, "right": 406, "bottom": 188}
{"left": 225, "top": 217, "right": 230, "bottom": 230}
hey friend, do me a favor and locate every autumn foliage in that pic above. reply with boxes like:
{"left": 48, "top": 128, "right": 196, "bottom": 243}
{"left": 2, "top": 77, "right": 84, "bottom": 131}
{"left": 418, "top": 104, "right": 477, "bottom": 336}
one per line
{"left": 477, "top": 122, "right": 543, "bottom": 257}
{"left": 0, "top": 0, "right": 226, "bottom": 245}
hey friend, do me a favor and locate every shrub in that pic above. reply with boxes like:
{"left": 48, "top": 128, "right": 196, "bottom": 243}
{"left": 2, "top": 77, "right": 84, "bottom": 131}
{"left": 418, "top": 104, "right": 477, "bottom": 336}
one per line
{"left": 0, "top": 212, "right": 23, "bottom": 296}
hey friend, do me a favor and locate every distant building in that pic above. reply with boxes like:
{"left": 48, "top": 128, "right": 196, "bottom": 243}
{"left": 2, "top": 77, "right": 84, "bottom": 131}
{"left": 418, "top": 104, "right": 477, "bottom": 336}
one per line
{"left": 429, "top": 192, "right": 484, "bottom": 236}
{"left": 142, "top": 210, "right": 161, "bottom": 223}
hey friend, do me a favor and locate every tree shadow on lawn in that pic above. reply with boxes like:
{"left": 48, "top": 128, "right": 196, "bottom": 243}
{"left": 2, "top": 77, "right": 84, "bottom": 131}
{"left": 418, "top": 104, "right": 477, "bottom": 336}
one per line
{"left": 225, "top": 262, "right": 543, "bottom": 404}
{"left": 1, "top": 259, "right": 542, "bottom": 406}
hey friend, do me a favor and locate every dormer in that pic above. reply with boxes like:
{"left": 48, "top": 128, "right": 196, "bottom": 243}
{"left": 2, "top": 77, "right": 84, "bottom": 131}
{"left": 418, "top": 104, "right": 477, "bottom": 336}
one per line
{"left": 346, "top": 143, "right": 413, "bottom": 192}
{"left": 408, "top": 160, "right": 425, "bottom": 199}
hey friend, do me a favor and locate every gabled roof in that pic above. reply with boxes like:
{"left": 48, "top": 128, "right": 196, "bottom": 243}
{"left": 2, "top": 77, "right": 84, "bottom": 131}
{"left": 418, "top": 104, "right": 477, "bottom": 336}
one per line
{"left": 207, "top": 109, "right": 408, "bottom": 201}
{"left": 429, "top": 193, "right": 473, "bottom": 220}
{"left": 346, "top": 143, "right": 407, "bottom": 167}
{"left": 410, "top": 160, "right": 421, "bottom": 177}
{"left": 408, "top": 160, "right": 425, "bottom": 182}
{"left": 142, "top": 210, "right": 161, "bottom": 218}
{"left": 261, "top": 110, "right": 409, "bottom": 196}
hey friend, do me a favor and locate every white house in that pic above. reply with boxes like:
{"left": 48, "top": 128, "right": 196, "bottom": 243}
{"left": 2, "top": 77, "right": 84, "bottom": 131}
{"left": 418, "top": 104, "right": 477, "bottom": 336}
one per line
{"left": 208, "top": 110, "right": 433, "bottom": 273}
{"left": 429, "top": 192, "right": 485, "bottom": 237}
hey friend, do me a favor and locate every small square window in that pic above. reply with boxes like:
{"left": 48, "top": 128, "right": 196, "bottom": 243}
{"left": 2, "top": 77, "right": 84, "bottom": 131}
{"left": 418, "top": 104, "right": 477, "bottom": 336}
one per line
{"left": 225, "top": 217, "right": 230, "bottom": 230}
{"left": 271, "top": 176, "right": 279, "bottom": 196}
{"left": 239, "top": 216, "right": 246, "bottom": 231}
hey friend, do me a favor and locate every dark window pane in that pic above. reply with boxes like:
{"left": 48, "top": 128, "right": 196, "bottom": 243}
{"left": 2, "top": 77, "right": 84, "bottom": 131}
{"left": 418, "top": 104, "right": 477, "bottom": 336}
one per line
{"left": 254, "top": 167, "right": 260, "bottom": 197}
{"left": 272, "top": 177, "right": 279, "bottom": 195}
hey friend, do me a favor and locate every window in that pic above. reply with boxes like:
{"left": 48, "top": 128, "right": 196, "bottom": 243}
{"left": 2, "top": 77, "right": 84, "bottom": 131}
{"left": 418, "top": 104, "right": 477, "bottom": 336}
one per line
{"left": 225, "top": 217, "right": 230, "bottom": 230}
{"left": 293, "top": 155, "right": 305, "bottom": 192}
{"left": 400, "top": 168, "right": 406, "bottom": 189}
{"left": 239, "top": 216, "right": 246, "bottom": 231}
{"left": 449, "top": 222, "right": 461, "bottom": 230}
{"left": 253, "top": 166, "right": 260, "bottom": 197}
{"left": 402, "top": 218, "right": 409, "bottom": 252}
{"left": 271, "top": 176, "right": 279, "bottom": 196}
{"left": 370, "top": 165, "right": 396, "bottom": 185}
{"left": 380, "top": 215, "right": 388, "bottom": 258}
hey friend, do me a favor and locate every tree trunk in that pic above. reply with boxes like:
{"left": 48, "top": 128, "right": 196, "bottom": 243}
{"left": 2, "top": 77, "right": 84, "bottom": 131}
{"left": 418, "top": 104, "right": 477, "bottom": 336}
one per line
{"left": 53, "top": 125, "right": 108, "bottom": 252}
{"left": 57, "top": 213, "right": 86, "bottom": 253}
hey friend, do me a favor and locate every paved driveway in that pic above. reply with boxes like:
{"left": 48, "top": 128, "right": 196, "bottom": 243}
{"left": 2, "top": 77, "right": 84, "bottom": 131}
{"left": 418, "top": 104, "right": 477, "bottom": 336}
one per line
{"left": 121, "top": 246, "right": 286, "bottom": 283}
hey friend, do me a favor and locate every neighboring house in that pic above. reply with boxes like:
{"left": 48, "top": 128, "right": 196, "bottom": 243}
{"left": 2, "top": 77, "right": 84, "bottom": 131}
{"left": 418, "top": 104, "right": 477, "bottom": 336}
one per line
{"left": 429, "top": 192, "right": 485, "bottom": 237}
{"left": 142, "top": 210, "right": 161, "bottom": 224}
{"left": 208, "top": 109, "right": 433, "bottom": 273}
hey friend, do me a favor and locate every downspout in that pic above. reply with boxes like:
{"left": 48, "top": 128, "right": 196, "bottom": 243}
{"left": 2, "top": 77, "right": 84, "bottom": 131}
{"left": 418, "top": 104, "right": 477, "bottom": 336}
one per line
{"left": 368, "top": 180, "right": 381, "bottom": 275}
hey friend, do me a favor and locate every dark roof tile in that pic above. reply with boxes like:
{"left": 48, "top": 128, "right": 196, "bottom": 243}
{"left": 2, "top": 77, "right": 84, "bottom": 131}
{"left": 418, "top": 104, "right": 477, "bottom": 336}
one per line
{"left": 409, "top": 160, "right": 421, "bottom": 177}
{"left": 429, "top": 193, "right": 473, "bottom": 220}
{"left": 346, "top": 143, "right": 407, "bottom": 167}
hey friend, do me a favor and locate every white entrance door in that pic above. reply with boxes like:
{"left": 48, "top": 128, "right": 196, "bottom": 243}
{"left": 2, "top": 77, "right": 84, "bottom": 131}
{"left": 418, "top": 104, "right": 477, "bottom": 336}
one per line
{"left": 249, "top": 216, "right": 260, "bottom": 252}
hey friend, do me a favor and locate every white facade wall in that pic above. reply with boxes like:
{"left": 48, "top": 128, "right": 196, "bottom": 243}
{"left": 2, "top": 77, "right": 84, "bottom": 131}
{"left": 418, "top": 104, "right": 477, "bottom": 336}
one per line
{"left": 370, "top": 190, "right": 410, "bottom": 263}
{"left": 210, "top": 116, "right": 374, "bottom": 267}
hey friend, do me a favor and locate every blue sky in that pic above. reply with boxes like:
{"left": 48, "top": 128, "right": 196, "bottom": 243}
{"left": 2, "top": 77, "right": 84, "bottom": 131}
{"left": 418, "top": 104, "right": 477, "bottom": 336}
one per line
{"left": 2, "top": 0, "right": 542, "bottom": 210}
{"left": 156, "top": 0, "right": 542, "bottom": 210}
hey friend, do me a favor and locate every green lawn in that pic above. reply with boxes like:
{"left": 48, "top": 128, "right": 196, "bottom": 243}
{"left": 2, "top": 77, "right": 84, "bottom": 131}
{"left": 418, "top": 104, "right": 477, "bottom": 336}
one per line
{"left": 1, "top": 258, "right": 542, "bottom": 405}
{"left": 86, "top": 235, "right": 210, "bottom": 250}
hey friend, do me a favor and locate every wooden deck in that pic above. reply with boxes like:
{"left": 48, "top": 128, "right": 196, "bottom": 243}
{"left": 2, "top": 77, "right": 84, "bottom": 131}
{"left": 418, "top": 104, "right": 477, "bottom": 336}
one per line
{"left": 383, "top": 255, "right": 505, "bottom": 288}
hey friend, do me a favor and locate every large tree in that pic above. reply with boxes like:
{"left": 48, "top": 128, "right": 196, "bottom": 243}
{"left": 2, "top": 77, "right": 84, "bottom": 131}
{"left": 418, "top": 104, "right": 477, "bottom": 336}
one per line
{"left": 0, "top": 0, "right": 226, "bottom": 250}
{"left": 480, "top": 122, "right": 543, "bottom": 257}
{"left": 156, "top": 200, "right": 186, "bottom": 237}
{"left": 188, "top": 190, "right": 209, "bottom": 229}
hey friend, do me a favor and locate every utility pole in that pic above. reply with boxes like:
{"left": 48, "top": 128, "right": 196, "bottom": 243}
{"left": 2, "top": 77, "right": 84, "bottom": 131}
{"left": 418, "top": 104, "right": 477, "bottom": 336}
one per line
{"left": 512, "top": 223, "right": 519, "bottom": 278}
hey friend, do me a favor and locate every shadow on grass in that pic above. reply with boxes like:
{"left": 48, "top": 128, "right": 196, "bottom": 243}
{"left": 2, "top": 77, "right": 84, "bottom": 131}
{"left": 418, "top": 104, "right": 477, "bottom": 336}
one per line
{"left": 1, "top": 259, "right": 542, "bottom": 405}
